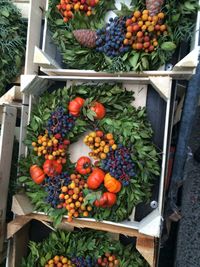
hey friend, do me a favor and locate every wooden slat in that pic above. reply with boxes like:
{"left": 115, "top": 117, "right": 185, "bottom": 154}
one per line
{"left": 25, "top": 0, "right": 46, "bottom": 75}
{"left": 0, "top": 106, "right": 17, "bottom": 253}
{"left": 136, "top": 236, "right": 156, "bottom": 267}
{"left": 7, "top": 223, "right": 30, "bottom": 267}
{"left": 40, "top": 68, "right": 195, "bottom": 80}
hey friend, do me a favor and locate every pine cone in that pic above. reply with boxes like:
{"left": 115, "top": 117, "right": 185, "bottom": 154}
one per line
{"left": 146, "top": 0, "right": 165, "bottom": 16}
{"left": 73, "top": 29, "right": 97, "bottom": 48}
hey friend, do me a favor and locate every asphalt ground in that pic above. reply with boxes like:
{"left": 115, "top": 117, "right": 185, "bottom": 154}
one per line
{"left": 174, "top": 107, "right": 200, "bottom": 267}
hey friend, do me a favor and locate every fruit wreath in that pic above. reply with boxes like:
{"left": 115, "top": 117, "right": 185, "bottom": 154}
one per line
{"left": 19, "top": 83, "right": 160, "bottom": 224}
{"left": 47, "top": 0, "right": 198, "bottom": 72}
{"left": 21, "top": 229, "right": 148, "bottom": 267}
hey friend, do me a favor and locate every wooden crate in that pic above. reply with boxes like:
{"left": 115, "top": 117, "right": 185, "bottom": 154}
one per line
{"left": 6, "top": 215, "right": 157, "bottom": 267}
{"left": 12, "top": 74, "right": 173, "bottom": 241}
{"left": 0, "top": 105, "right": 17, "bottom": 262}
{"left": 25, "top": 0, "right": 200, "bottom": 78}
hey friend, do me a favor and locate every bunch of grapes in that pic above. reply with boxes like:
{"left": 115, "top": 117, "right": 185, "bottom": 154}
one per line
{"left": 84, "top": 131, "right": 117, "bottom": 160}
{"left": 47, "top": 106, "right": 76, "bottom": 138}
{"left": 32, "top": 132, "right": 70, "bottom": 164}
{"left": 71, "top": 256, "right": 95, "bottom": 267}
{"left": 100, "top": 145, "right": 135, "bottom": 186}
{"left": 43, "top": 172, "right": 71, "bottom": 208}
{"left": 45, "top": 255, "right": 75, "bottom": 267}
{"left": 96, "top": 17, "right": 130, "bottom": 57}
{"left": 97, "top": 253, "right": 119, "bottom": 267}
{"left": 58, "top": 173, "right": 92, "bottom": 222}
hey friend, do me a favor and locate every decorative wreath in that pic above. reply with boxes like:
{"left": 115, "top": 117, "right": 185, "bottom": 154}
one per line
{"left": 19, "top": 83, "right": 160, "bottom": 224}
{"left": 21, "top": 229, "right": 147, "bottom": 267}
{"left": 0, "top": 0, "right": 26, "bottom": 96}
{"left": 46, "top": 0, "right": 198, "bottom": 72}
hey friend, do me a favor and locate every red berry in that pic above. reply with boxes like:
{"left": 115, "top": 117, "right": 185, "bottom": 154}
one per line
{"left": 54, "top": 133, "right": 61, "bottom": 139}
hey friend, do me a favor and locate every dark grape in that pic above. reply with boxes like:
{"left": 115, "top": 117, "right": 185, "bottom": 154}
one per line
{"left": 42, "top": 172, "right": 70, "bottom": 208}
{"left": 100, "top": 145, "right": 135, "bottom": 185}
{"left": 71, "top": 256, "right": 95, "bottom": 267}
{"left": 95, "top": 16, "right": 130, "bottom": 57}
{"left": 46, "top": 106, "right": 76, "bottom": 138}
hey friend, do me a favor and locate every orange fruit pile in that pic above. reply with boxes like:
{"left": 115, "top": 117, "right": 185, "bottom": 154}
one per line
{"left": 32, "top": 132, "right": 69, "bottom": 164}
{"left": 56, "top": 0, "right": 100, "bottom": 23}
{"left": 45, "top": 255, "right": 75, "bottom": 267}
{"left": 124, "top": 10, "right": 168, "bottom": 52}
{"left": 84, "top": 131, "right": 117, "bottom": 160}
{"left": 58, "top": 173, "right": 92, "bottom": 222}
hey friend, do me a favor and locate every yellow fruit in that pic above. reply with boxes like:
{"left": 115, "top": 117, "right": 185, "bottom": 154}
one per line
{"left": 48, "top": 155, "right": 54, "bottom": 160}
{"left": 32, "top": 142, "right": 37, "bottom": 147}
{"left": 112, "top": 144, "right": 117, "bottom": 150}
{"left": 88, "top": 137, "right": 93, "bottom": 142}
{"left": 100, "top": 153, "right": 106, "bottom": 159}
{"left": 106, "top": 133, "right": 113, "bottom": 140}
{"left": 138, "top": 21, "right": 143, "bottom": 27}
{"left": 148, "top": 25, "right": 154, "bottom": 32}
{"left": 142, "top": 14, "right": 148, "bottom": 21}
{"left": 142, "top": 9, "right": 149, "bottom": 15}
{"left": 100, "top": 141, "right": 106, "bottom": 147}
{"left": 126, "top": 32, "right": 132, "bottom": 39}
{"left": 158, "top": 12, "right": 165, "bottom": 19}
{"left": 83, "top": 211, "right": 89, "bottom": 217}
{"left": 87, "top": 206, "right": 92, "bottom": 211}
{"left": 62, "top": 186, "right": 68, "bottom": 192}
{"left": 133, "top": 10, "right": 141, "bottom": 18}
{"left": 104, "top": 147, "right": 110, "bottom": 153}
{"left": 34, "top": 147, "right": 38, "bottom": 151}
{"left": 94, "top": 142, "right": 100, "bottom": 147}
{"left": 90, "top": 132, "right": 96, "bottom": 138}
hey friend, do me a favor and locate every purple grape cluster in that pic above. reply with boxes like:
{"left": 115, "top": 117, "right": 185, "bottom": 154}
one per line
{"left": 43, "top": 172, "right": 70, "bottom": 208}
{"left": 47, "top": 106, "right": 76, "bottom": 138}
{"left": 96, "top": 17, "right": 130, "bottom": 57}
{"left": 71, "top": 256, "right": 95, "bottom": 267}
{"left": 100, "top": 144, "right": 135, "bottom": 186}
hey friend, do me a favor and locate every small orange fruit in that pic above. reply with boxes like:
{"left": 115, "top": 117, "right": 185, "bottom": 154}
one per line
{"left": 133, "top": 10, "right": 141, "bottom": 18}
{"left": 127, "top": 26, "right": 133, "bottom": 32}
{"left": 142, "top": 14, "right": 148, "bottom": 21}
{"left": 158, "top": 12, "right": 165, "bottom": 19}
{"left": 160, "top": 24, "right": 167, "bottom": 31}
{"left": 125, "top": 32, "right": 132, "bottom": 39}
{"left": 142, "top": 9, "right": 149, "bottom": 15}
{"left": 123, "top": 38, "right": 129, "bottom": 45}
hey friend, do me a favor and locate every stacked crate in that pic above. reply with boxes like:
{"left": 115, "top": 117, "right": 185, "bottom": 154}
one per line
{"left": 4, "top": 0, "right": 200, "bottom": 266}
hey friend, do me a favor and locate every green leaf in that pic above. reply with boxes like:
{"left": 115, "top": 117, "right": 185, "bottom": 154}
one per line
{"left": 161, "top": 42, "right": 176, "bottom": 51}
{"left": 129, "top": 53, "right": 140, "bottom": 68}
{"left": 55, "top": 19, "right": 64, "bottom": 25}
{"left": 19, "top": 176, "right": 29, "bottom": 182}
{"left": 1, "top": 9, "right": 9, "bottom": 17}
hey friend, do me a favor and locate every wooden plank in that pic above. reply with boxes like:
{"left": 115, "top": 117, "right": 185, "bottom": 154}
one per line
{"left": 24, "top": 213, "right": 150, "bottom": 238}
{"left": 25, "top": 0, "right": 46, "bottom": 75}
{"left": 0, "top": 106, "right": 17, "bottom": 252}
{"left": 7, "top": 223, "right": 30, "bottom": 267}
{"left": 136, "top": 236, "right": 156, "bottom": 267}
{"left": 11, "top": 194, "right": 34, "bottom": 216}
{"left": 7, "top": 216, "right": 32, "bottom": 239}
{"left": 0, "top": 86, "right": 22, "bottom": 106}
{"left": 40, "top": 68, "right": 195, "bottom": 80}
{"left": 19, "top": 94, "right": 29, "bottom": 156}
